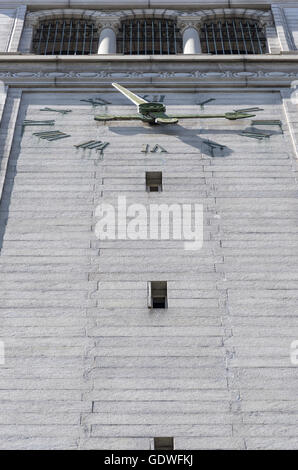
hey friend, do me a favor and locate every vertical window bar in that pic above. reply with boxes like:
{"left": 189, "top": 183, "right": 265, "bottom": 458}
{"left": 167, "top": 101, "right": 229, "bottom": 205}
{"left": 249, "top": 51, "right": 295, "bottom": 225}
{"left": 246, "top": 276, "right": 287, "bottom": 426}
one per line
{"left": 59, "top": 20, "right": 66, "bottom": 55}
{"left": 51, "top": 21, "right": 59, "bottom": 54}
{"left": 129, "top": 21, "right": 132, "bottom": 54}
{"left": 137, "top": 21, "right": 140, "bottom": 55}
{"left": 246, "top": 21, "right": 255, "bottom": 54}
{"left": 122, "top": 22, "right": 126, "bottom": 54}
{"left": 89, "top": 22, "right": 94, "bottom": 54}
{"left": 67, "top": 20, "right": 73, "bottom": 55}
{"left": 144, "top": 20, "right": 147, "bottom": 54}
{"left": 239, "top": 21, "right": 248, "bottom": 54}
{"left": 44, "top": 22, "right": 51, "bottom": 55}
{"left": 255, "top": 23, "right": 263, "bottom": 54}
{"left": 225, "top": 21, "right": 233, "bottom": 54}
{"left": 166, "top": 20, "right": 170, "bottom": 54}
{"left": 37, "top": 23, "right": 44, "bottom": 54}
{"left": 152, "top": 20, "right": 155, "bottom": 55}
{"left": 82, "top": 22, "right": 87, "bottom": 55}
{"left": 218, "top": 21, "right": 225, "bottom": 54}
{"left": 74, "top": 20, "right": 80, "bottom": 55}
{"left": 159, "top": 21, "right": 162, "bottom": 54}
{"left": 173, "top": 23, "right": 177, "bottom": 54}
{"left": 232, "top": 20, "right": 240, "bottom": 54}
{"left": 211, "top": 23, "right": 217, "bottom": 54}
{"left": 204, "top": 24, "right": 210, "bottom": 53}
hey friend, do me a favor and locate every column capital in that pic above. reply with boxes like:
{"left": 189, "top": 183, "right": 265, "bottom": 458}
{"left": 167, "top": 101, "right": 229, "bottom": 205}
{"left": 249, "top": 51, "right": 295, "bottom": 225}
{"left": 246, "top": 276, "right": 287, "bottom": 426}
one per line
{"left": 97, "top": 21, "right": 121, "bottom": 35}
{"left": 177, "top": 19, "right": 199, "bottom": 35}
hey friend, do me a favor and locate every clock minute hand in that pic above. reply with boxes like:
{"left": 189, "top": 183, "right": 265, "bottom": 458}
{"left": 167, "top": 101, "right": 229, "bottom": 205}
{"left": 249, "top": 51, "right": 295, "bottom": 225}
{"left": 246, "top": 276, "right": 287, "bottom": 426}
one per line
{"left": 168, "top": 112, "right": 256, "bottom": 121}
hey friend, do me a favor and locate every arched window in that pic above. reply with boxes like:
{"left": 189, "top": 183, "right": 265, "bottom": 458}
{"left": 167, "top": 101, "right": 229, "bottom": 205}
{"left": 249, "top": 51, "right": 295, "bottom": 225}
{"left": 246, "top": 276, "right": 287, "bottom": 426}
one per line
{"left": 117, "top": 18, "right": 182, "bottom": 55}
{"left": 32, "top": 19, "right": 99, "bottom": 55}
{"left": 200, "top": 18, "right": 268, "bottom": 54}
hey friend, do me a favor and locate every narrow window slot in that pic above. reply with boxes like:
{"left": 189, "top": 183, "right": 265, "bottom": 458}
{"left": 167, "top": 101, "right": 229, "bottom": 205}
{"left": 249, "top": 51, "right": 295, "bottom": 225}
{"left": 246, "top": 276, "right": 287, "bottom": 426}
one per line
{"left": 154, "top": 437, "right": 174, "bottom": 450}
{"left": 148, "top": 281, "right": 167, "bottom": 309}
{"left": 146, "top": 172, "right": 162, "bottom": 192}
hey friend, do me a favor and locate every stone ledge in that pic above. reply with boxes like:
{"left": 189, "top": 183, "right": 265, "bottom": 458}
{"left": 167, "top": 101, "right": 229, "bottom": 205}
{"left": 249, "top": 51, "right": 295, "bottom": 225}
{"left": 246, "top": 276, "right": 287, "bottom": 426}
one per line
{"left": 1, "top": 53, "right": 298, "bottom": 63}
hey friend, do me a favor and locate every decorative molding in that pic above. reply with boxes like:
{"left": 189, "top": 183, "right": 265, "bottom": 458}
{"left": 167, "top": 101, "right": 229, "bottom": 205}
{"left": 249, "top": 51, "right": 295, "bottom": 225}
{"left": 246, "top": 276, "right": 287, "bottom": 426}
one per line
{"left": 25, "top": 7, "right": 273, "bottom": 27}
{"left": 25, "top": 9, "right": 121, "bottom": 30}
{"left": 1, "top": 70, "right": 298, "bottom": 81}
{"left": 179, "top": 22, "right": 198, "bottom": 35}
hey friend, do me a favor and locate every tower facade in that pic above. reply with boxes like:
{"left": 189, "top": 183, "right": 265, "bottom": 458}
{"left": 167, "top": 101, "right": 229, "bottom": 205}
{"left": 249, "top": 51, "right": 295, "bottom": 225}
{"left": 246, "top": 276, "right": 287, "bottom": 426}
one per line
{"left": 0, "top": 0, "right": 298, "bottom": 450}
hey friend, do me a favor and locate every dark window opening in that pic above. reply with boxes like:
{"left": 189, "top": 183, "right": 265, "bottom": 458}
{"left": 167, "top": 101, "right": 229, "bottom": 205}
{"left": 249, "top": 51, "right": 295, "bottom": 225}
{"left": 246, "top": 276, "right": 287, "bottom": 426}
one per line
{"left": 117, "top": 18, "right": 182, "bottom": 55}
{"left": 154, "top": 437, "right": 174, "bottom": 450}
{"left": 200, "top": 18, "right": 268, "bottom": 55}
{"left": 149, "top": 281, "right": 167, "bottom": 309}
{"left": 152, "top": 297, "right": 166, "bottom": 308}
{"left": 146, "top": 172, "right": 163, "bottom": 192}
{"left": 32, "top": 19, "right": 99, "bottom": 55}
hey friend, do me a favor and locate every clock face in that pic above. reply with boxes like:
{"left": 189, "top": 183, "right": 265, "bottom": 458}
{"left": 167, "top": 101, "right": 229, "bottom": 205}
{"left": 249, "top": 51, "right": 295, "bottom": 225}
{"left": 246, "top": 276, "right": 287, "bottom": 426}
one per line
{"left": 20, "top": 89, "right": 284, "bottom": 160}
{"left": 15, "top": 88, "right": 286, "bottom": 248}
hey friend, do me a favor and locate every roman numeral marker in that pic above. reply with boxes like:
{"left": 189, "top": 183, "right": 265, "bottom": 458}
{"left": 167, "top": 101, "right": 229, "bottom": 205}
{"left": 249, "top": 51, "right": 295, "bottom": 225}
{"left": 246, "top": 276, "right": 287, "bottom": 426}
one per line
{"left": 252, "top": 120, "right": 283, "bottom": 133}
{"left": 23, "top": 120, "right": 55, "bottom": 126}
{"left": 234, "top": 107, "right": 264, "bottom": 113}
{"left": 80, "top": 98, "right": 111, "bottom": 106}
{"left": 197, "top": 98, "right": 216, "bottom": 109}
{"left": 75, "top": 140, "right": 110, "bottom": 154}
{"left": 141, "top": 95, "right": 166, "bottom": 103}
{"left": 240, "top": 130, "right": 272, "bottom": 140}
{"left": 142, "top": 144, "right": 168, "bottom": 154}
{"left": 33, "top": 130, "right": 71, "bottom": 141}
{"left": 40, "top": 108, "right": 72, "bottom": 115}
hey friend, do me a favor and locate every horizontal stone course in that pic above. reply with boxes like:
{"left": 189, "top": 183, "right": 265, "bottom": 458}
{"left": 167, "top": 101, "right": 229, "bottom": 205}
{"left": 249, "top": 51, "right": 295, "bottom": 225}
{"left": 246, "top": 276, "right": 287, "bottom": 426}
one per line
{"left": 0, "top": 85, "right": 298, "bottom": 450}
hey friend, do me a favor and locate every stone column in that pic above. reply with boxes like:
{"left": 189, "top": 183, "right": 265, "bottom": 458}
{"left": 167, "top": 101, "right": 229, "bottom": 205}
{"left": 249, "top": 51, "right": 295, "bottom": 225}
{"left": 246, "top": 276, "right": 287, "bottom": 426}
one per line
{"left": 181, "top": 25, "right": 201, "bottom": 54}
{"left": 98, "top": 27, "right": 117, "bottom": 54}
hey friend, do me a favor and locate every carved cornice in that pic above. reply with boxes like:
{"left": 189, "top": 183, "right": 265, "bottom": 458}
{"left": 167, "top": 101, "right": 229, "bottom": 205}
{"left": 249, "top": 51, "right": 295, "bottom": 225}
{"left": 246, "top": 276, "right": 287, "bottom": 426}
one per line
{"left": 1, "top": 70, "right": 298, "bottom": 83}
{"left": 25, "top": 9, "right": 121, "bottom": 30}
{"left": 176, "top": 8, "right": 273, "bottom": 32}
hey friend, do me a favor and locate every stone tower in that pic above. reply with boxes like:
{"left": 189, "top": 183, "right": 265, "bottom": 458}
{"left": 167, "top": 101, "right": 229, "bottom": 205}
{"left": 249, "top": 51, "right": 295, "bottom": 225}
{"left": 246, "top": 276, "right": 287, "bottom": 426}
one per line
{"left": 0, "top": 0, "right": 298, "bottom": 450}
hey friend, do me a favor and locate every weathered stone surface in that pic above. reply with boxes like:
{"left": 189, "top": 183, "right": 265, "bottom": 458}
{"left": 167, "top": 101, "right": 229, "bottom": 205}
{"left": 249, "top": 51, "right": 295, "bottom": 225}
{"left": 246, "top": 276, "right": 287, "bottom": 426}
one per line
{"left": 0, "top": 4, "right": 298, "bottom": 448}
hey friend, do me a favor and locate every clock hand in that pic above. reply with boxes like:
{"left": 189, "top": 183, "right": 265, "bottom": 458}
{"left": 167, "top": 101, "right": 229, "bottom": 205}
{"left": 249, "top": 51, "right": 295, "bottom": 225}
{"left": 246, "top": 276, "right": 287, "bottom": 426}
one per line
{"left": 112, "top": 82, "right": 148, "bottom": 106}
{"left": 167, "top": 112, "right": 256, "bottom": 120}
{"left": 94, "top": 114, "right": 148, "bottom": 122}
{"left": 96, "top": 83, "right": 256, "bottom": 125}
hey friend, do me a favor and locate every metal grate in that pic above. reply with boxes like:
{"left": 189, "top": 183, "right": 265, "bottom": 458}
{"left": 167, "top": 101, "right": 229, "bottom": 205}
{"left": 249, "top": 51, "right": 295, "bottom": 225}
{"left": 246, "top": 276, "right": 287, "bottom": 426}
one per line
{"left": 200, "top": 18, "right": 268, "bottom": 54}
{"left": 117, "top": 19, "right": 182, "bottom": 55}
{"left": 32, "top": 19, "right": 99, "bottom": 55}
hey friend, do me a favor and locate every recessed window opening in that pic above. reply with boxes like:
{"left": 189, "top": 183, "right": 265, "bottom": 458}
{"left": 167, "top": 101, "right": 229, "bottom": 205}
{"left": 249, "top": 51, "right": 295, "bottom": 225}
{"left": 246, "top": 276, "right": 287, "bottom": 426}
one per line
{"left": 154, "top": 437, "right": 174, "bottom": 450}
{"left": 146, "top": 172, "right": 162, "bottom": 192}
{"left": 117, "top": 18, "right": 182, "bottom": 55}
{"left": 148, "top": 281, "right": 167, "bottom": 309}
{"left": 32, "top": 19, "right": 99, "bottom": 55}
{"left": 200, "top": 18, "right": 268, "bottom": 55}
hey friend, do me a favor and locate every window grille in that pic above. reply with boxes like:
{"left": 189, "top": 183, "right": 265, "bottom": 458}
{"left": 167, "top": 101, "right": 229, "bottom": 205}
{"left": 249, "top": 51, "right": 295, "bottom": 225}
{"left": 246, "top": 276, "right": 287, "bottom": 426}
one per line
{"left": 32, "top": 19, "right": 99, "bottom": 55}
{"left": 117, "top": 19, "right": 182, "bottom": 55}
{"left": 200, "top": 18, "right": 268, "bottom": 54}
